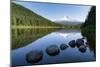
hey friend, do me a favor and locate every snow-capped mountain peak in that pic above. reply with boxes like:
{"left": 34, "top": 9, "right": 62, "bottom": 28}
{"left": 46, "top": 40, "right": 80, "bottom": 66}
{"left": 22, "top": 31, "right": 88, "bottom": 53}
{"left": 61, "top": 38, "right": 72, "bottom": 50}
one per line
{"left": 54, "top": 16, "right": 82, "bottom": 26}
{"left": 60, "top": 16, "right": 71, "bottom": 21}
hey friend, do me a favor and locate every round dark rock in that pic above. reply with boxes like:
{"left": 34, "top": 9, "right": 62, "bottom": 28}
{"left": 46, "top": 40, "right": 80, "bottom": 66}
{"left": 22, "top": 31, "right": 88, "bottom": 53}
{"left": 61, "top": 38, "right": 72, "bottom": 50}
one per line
{"left": 60, "top": 44, "right": 69, "bottom": 50}
{"left": 78, "top": 45, "right": 87, "bottom": 53}
{"left": 85, "top": 42, "right": 88, "bottom": 45}
{"left": 76, "top": 39, "right": 84, "bottom": 48}
{"left": 69, "top": 40, "right": 76, "bottom": 48}
{"left": 26, "top": 50, "right": 43, "bottom": 63}
{"left": 46, "top": 45, "right": 60, "bottom": 56}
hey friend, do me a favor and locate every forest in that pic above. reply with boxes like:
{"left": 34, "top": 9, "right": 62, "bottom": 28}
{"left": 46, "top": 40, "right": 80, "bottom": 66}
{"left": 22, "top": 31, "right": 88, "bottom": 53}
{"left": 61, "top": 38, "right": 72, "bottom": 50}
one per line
{"left": 81, "top": 6, "right": 96, "bottom": 55}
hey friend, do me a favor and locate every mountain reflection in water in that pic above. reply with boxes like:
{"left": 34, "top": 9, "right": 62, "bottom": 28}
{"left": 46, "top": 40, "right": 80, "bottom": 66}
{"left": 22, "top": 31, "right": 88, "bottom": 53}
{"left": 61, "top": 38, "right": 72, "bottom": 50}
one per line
{"left": 12, "top": 29, "right": 95, "bottom": 66}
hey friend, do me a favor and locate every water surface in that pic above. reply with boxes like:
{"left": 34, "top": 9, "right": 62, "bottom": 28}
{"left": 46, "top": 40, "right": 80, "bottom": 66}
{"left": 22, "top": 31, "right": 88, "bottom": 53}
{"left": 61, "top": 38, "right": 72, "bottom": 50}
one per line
{"left": 12, "top": 29, "right": 95, "bottom": 66}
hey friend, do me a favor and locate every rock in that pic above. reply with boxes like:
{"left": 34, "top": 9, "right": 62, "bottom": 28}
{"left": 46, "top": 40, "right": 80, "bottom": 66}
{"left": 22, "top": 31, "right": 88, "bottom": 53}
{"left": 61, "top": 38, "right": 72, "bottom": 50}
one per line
{"left": 78, "top": 45, "right": 87, "bottom": 53}
{"left": 69, "top": 40, "right": 76, "bottom": 48}
{"left": 46, "top": 45, "right": 60, "bottom": 56}
{"left": 26, "top": 50, "right": 43, "bottom": 63}
{"left": 84, "top": 42, "right": 88, "bottom": 47}
{"left": 76, "top": 39, "right": 84, "bottom": 48}
{"left": 60, "top": 44, "right": 69, "bottom": 50}
{"left": 85, "top": 42, "right": 88, "bottom": 45}
{"left": 81, "top": 37, "right": 86, "bottom": 39}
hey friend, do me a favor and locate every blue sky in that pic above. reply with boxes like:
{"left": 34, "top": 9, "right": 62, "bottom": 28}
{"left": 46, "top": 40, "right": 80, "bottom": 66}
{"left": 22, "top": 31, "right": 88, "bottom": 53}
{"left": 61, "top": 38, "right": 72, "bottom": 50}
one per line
{"left": 12, "top": 1, "right": 91, "bottom": 22}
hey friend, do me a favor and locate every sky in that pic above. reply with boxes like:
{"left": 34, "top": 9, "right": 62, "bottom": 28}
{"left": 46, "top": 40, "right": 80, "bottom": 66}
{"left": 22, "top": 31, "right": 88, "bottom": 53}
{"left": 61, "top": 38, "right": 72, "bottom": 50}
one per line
{"left": 12, "top": 1, "right": 91, "bottom": 22}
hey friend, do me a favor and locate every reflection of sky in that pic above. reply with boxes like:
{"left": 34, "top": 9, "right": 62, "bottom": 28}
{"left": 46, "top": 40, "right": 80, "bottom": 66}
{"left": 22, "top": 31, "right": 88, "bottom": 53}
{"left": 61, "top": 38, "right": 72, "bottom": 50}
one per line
{"left": 12, "top": 29, "right": 95, "bottom": 65}
{"left": 12, "top": 1, "right": 91, "bottom": 22}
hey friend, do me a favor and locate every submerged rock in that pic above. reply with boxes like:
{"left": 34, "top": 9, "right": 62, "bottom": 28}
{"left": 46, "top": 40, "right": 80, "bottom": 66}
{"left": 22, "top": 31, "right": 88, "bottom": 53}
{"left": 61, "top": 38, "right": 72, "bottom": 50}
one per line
{"left": 26, "top": 50, "right": 43, "bottom": 64}
{"left": 60, "top": 44, "right": 69, "bottom": 50}
{"left": 46, "top": 45, "right": 60, "bottom": 56}
{"left": 76, "top": 39, "right": 84, "bottom": 48}
{"left": 78, "top": 45, "right": 87, "bottom": 53}
{"left": 69, "top": 40, "right": 76, "bottom": 48}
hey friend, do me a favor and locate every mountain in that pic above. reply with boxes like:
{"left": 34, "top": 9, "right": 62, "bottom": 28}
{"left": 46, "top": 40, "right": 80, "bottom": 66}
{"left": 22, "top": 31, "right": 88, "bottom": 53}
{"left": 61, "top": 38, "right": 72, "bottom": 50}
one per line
{"left": 11, "top": 2, "right": 65, "bottom": 27}
{"left": 55, "top": 20, "right": 82, "bottom": 26}
{"left": 54, "top": 16, "right": 83, "bottom": 26}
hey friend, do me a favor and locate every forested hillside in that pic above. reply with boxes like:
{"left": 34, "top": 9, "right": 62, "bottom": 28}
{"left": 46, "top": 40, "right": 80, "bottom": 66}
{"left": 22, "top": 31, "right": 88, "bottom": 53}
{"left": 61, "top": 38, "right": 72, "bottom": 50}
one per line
{"left": 11, "top": 2, "right": 65, "bottom": 27}
{"left": 11, "top": 2, "right": 66, "bottom": 50}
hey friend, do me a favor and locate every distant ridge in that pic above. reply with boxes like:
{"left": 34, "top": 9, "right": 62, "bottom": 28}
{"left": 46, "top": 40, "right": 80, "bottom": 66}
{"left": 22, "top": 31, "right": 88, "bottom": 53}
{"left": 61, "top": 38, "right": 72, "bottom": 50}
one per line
{"left": 55, "top": 20, "right": 82, "bottom": 26}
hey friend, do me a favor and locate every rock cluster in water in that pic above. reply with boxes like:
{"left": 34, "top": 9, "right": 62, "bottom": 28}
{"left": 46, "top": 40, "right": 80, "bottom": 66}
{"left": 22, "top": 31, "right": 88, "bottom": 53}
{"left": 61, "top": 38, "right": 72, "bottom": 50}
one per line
{"left": 26, "top": 38, "right": 88, "bottom": 63}
{"left": 68, "top": 38, "right": 87, "bottom": 53}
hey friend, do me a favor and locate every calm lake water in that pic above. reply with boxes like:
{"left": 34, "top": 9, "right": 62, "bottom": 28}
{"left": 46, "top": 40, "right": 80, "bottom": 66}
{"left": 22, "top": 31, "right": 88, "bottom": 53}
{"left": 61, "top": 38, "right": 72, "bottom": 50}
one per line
{"left": 12, "top": 29, "right": 95, "bottom": 66}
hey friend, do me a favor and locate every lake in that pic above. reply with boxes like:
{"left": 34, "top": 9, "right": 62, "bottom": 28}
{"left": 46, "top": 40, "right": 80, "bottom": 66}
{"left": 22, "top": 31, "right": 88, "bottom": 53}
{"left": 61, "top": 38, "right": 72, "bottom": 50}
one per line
{"left": 12, "top": 29, "right": 95, "bottom": 66}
